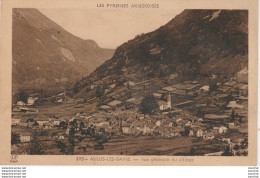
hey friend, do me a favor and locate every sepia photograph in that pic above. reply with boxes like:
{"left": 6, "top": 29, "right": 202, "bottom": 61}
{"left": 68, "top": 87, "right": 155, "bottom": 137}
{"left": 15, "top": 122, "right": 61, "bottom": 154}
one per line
{"left": 0, "top": 0, "right": 257, "bottom": 166}
{"left": 11, "top": 8, "right": 249, "bottom": 156}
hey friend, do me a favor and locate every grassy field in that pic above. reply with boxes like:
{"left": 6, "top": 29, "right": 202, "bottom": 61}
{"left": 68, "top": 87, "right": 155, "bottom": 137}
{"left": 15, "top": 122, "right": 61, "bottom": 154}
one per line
{"left": 72, "top": 135, "right": 208, "bottom": 155}
{"left": 13, "top": 97, "right": 97, "bottom": 121}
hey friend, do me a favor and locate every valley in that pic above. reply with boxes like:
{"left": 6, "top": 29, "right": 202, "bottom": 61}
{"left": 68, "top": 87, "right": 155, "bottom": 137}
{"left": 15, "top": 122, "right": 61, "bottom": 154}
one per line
{"left": 11, "top": 9, "right": 248, "bottom": 156}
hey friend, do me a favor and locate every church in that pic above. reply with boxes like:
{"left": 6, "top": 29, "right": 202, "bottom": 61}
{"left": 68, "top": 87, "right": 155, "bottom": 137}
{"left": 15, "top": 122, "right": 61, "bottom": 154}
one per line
{"left": 159, "top": 92, "right": 172, "bottom": 111}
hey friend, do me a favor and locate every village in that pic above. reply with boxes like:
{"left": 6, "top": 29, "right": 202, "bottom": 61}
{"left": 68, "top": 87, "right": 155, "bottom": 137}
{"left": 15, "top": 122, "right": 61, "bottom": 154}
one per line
{"left": 11, "top": 66, "right": 248, "bottom": 156}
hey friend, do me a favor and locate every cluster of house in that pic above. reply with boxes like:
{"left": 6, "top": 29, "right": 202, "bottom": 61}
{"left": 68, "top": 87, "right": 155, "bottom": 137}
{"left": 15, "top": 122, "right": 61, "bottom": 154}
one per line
{"left": 12, "top": 117, "right": 61, "bottom": 129}
{"left": 14, "top": 117, "right": 64, "bottom": 143}
{"left": 13, "top": 96, "right": 39, "bottom": 113}
{"left": 119, "top": 115, "right": 231, "bottom": 140}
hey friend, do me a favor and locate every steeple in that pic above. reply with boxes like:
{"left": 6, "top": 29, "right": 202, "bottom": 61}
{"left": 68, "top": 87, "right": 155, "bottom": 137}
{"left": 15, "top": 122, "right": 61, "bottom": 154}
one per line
{"left": 167, "top": 92, "right": 172, "bottom": 109}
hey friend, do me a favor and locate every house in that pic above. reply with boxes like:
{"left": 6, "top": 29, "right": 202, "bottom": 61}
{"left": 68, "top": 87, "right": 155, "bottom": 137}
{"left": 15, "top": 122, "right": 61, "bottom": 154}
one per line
{"left": 196, "top": 129, "right": 203, "bottom": 137}
{"left": 27, "top": 97, "right": 37, "bottom": 105}
{"left": 19, "top": 122, "right": 28, "bottom": 127}
{"left": 176, "top": 118, "right": 185, "bottom": 127}
{"left": 96, "top": 121, "right": 110, "bottom": 127}
{"left": 169, "top": 73, "right": 178, "bottom": 80}
{"left": 162, "top": 86, "right": 176, "bottom": 92}
{"left": 189, "top": 129, "right": 194, "bottom": 137}
{"left": 56, "top": 98, "right": 63, "bottom": 103}
{"left": 172, "top": 127, "right": 184, "bottom": 137}
{"left": 65, "top": 128, "right": 70, "bottom": 135}
{"left": 122, "top": 127, "right": 130, "bottom": 134}
{"left": 197, "top": 118, "right": 203, "bottom": 122}
{"left": 235, "top": 138, "right": 244, "bottom": 145}
{"left": 20, "top": 133, "right": 31, "bottom": 143}
{"left": 166, "top": 133, "right": 177, "bottom": 138}
{"left": 153, "top": 93, "right": 163, "bottom": 99}
{"left": 227, "top": 101, "right": 244, "bottom": 109}
{"left": 222, "top": 138, "right": 231, "bottom": 144}
{"left": 155, "top": 120, "right": 162, "bottom": 127}
{"left": 200, "top": 85, "right": 209, "bottom": 92}
{"left": 17, "top": 101, "right": 25, "bottom": 106}
{"left": 108, "top": 100, "right": 122, "bottom": 107}
{"left": 58, "top": 135, "right": 65, "bottom": 140}
{"left": 124, "top": 81, "right": 135, "bottom": 87}
{"left": 204, "top": 114, "right": 229, "bottom": 120}
{"left": 172, "top": 89, "right": 187, "bottom": 96}
{"left": 11, "top": 118, "right": 21, "bottom": 126}
{"left": 159, "top": 101, "right": 169, "bottom": 111}
{"left": 158, "top": 93, "right": 172, "bottom": 111}
{"left": 219, "top": 126, "right": 228, "bottom": 134}
{"left": 52, "top": 119, "right": 60, "bottom": 126}
{"left": 185, "top": 121, "right": 191, "bottom": 127}
{"left": 100, "top": 105, "right": 111, "bottom": 110}
{"left": 203, "top": 132, "right": 214, "bottom": 140}
{"left": 36, "top": 120, "right": 50, "bottom": 127}
{"left": 228, "top": 122, "right": 235, "bottom": 129}
{"left": 224, "top": 81, "right": 236, "bottom": 87}
{"left": 143, "top": 125, "right": 152, "bottom": 134}
{"left": 43, "top": 123, "right": 53, "bottom": 130}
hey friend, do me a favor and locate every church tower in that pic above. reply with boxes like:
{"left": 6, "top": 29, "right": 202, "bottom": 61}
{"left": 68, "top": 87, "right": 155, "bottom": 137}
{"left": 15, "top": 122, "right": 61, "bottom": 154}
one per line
{"left": 167, "top": 92, "right": 172, "bottom": 109}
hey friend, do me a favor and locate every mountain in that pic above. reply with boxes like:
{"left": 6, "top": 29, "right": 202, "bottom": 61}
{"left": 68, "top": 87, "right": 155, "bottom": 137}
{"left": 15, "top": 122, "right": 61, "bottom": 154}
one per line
{"left": 73, "top": 10, "right": 248, "bottom": 98}
{"left": 12, "top": 8, "right": 114, "bottom": 96}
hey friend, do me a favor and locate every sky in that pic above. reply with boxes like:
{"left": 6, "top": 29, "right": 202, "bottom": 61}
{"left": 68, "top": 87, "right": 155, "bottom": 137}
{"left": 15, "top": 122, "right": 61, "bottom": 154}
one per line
{"left": 39, "top": 8, "right": 183, "bottom": 49}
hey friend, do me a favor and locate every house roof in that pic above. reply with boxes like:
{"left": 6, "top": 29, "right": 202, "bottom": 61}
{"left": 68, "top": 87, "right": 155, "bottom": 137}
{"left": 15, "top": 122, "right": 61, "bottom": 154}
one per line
{"left": 200, "top": 85, "right": 209, "bottom": 91}
{"left": 157, "top": 100, "right": 167, "bottom": 106}
{"left": 100, "top": 105, "right": 111, "bottom": 109}
{"left": 162, "top": 86, "right": 176, "bottom": 92}
{"left": 153, "top": 93, "right": 162, "bottom": 98}
{"left": 108, "top": 100, "right": 122, "bottom": 106}
{"left": 204, "top": 114, "right": 229, "bottom": 119}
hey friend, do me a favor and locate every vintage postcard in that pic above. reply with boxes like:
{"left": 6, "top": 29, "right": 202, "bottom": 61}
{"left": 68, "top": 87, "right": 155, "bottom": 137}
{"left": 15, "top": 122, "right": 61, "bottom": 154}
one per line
{"left": 0, "top": 0, "right": 258, "bottom": 165}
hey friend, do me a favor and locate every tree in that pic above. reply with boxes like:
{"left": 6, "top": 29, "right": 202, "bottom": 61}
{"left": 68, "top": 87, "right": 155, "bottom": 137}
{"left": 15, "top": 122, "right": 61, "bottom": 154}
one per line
{"left": 33, "top": 121, "right": 39, "bottom": 127}
{"left": 73, "top": 81, "right": 80, "bottom": 93}
{"left": 56, "top": 141, "right": 68, "bottom": 154}
{"left": 184, "top": 126, "right": 191, "bottom": 137}
{"left": 79, "top": 121, "right": 85, "bottom": 132}
{"left": 60, "top": 121, "right": 68, "bottom": 129}
{"left": 11, "top": 132, "right": 20, "bottom": 145}
{"left": 95, "top": 85, "right": 104, "bottom": 97}
{"left": 231, "top": 109, "right": 235, "bottom": 121}
{"left": 209, "top": 83, "right": 218, "bottom": 93}
{"left": 221, "top": 145, "right": 233, "bottom": 156}
{"left": 189, "top": 147, "right": 196, "bottom": 156}
{"left": 28, "top": 130, "right": 44, "bottom": 155}
{"left": 68, "top": 127, "right": 76, "bottom": 154}
{"left": 140, "top": 95, "right": 159, "bottom": 115}
{"left": 14, "top": 90, "right": 28, "bottom": 103}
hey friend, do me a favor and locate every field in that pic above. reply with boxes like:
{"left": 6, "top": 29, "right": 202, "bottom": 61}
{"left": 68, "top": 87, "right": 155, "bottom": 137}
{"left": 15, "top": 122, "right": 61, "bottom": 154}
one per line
{"left": 33, "top": 135, "right": 207, "bottom": 155}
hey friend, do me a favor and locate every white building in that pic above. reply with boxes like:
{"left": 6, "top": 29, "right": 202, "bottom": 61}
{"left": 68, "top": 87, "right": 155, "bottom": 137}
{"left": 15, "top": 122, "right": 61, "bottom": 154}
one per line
{"left": 200, "top": 85, "right": 209, "bottom": 92}
{"left": 27, "top": 97, "right": 37, "bottom": 105}
{"left": 196, "top": 129, "right": 203, "bottom": 137}
{"left": 11, "top": 119, "right": 21, "bottom": 126}
{"left": 219, "top": 126, "right": 228, "bottom": 134}
{"left": 17, "top": 101, "right": 25, "bottom": 106}
{"left": 159, "top": 93, "right": 172, "bottom": 111}
{"left": 52, "top": 120, "right": 61, "bottom": 126}
{"left": 155, "top": 120, "right": 162, "bottom": 127}
{"left": 122, "top": 127, "right": 130, "bottom": 134}
{"left": 20, "top": 133, "right": 31, "bottom": 143}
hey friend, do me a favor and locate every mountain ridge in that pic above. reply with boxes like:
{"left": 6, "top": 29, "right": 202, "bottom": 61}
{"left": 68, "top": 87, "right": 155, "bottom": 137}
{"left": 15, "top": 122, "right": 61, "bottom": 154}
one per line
{"left": 73, "top": 9, "right": 248, "bottom": 98}
{"left": 12, "top": 8, "right": 114, "bottom": 97}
